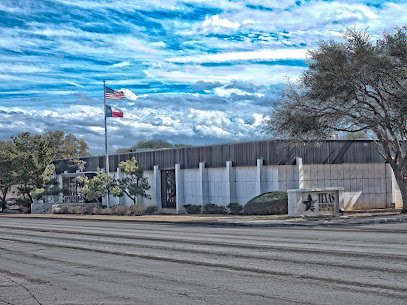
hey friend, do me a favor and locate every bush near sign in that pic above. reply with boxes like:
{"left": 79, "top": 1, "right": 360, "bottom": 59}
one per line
{"left": 287, "top": 188, "right": 344, "bottom": 217}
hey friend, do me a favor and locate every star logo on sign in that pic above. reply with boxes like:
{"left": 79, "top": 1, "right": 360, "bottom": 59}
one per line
{"left": 303, "top": 194, "right": 316, "bottom": 211}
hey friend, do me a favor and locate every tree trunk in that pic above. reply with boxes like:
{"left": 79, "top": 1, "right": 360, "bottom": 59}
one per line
{"left": 0, "top": 189, "right": 8, "bottom": 203}
{"left": 390, "top": 165, "right": 407, "bottom": 214}
{"left": 397, "top": 180, "right": 407, "bottom": 214}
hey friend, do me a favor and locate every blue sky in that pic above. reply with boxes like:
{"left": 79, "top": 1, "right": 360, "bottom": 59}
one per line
{"left": 1, "top": 0, "right": 406, "bottom": 154}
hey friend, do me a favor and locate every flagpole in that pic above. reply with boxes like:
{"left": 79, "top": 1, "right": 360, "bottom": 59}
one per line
{"left": 103, "top": 80, "right": 110, "bottom": 208}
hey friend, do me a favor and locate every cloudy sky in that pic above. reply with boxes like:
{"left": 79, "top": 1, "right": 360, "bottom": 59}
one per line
{"left": 1, "top": 0, "right": 406, "bottom": 154}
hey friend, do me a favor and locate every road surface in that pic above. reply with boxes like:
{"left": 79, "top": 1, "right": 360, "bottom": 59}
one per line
{"left": 0, "top": 217, "right": 406, "bottom": 305}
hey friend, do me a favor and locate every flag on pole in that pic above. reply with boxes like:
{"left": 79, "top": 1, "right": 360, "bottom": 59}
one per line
{"left": 106, "top": 105, "right": 124, "bottom": 118}
{"left": 105, "top": 87, "right": 125, "bottom": 100}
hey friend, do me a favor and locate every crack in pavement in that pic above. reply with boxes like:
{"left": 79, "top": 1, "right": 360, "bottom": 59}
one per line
{"left": 0, "top": 273, "right": 42, "bottom": 305}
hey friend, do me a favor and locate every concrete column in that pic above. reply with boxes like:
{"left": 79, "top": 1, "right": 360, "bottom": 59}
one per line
{"left": 58, "top": 173, "right": 63, "bottom": 190}
{"left": 225, "top": 161, "right": 236, "bottom": 203}
{"left": 154, "top": 165, "right": 162, "bottom": 209}
{"left": 198, "top": 162, "right": 208, "bottom": 205}
{"left": 295, "top": 157, "right": 304, "bottom": 189}
{"left": 116, "top": 167, "right": 124, "bottom": 205}
{"left": 256, "top": 159, "right": 265, "bottom": 196}
{"left": 175, "top": 164, "right": 184, "bottom": 213}
{"left": 57, "top": 172, "right": 63, "bottom": 203}
{"left": 100, "top": 168, "right": 108, "bottom": 207}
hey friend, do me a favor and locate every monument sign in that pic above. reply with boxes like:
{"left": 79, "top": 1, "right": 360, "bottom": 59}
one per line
{"left": 287, "top": 187, "right": 344, "bottom": 217}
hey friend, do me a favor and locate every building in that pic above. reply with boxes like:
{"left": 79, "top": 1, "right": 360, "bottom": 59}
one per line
{"left": 52, "top": 139, "right": 403, "bottom": 213}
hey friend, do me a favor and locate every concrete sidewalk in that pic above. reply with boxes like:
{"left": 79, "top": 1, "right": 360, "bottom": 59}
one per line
{"left": 1, "top": 209, "right": 407, "bottom": 227}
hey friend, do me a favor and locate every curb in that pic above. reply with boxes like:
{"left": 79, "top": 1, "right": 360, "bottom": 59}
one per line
{"left": 1, "top": 214, "right": 407, "bottom": 227}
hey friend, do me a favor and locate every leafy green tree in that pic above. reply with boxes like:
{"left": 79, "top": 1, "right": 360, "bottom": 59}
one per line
{"left": 42, "top": 178, "right": 62, "bottom": 195}
{"left": 136, "top": 139, "right": 173, "bottom": 149}
{"left": 0, "top": 140, "right": 17, "bottom": 208}
{"left": 1, "top": 131, "right": 89, "bottom": 207}
{"left": 265, "top": 27, "right": 407, "bottom": 213}
{"left": 11, "top": 132, "right": 55, "bottom": 203}
{"left": 112, "top": 157, "right": 151, "bottom": 204}
{"left": 44, "top": 130, "right": 90, "bottom": 159}
{"left": 343, "top": 131, "right": 369, "bottom": 140}
{"left": 80, "top": 169, "right": 115, "bottom": 205}
{"left": 116, "top": 139, "right": 191, "bottom": 153}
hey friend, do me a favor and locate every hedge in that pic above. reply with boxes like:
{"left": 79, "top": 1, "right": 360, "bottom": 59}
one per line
{"left": 243, "top": 192, "right": 288, "bottom": 215}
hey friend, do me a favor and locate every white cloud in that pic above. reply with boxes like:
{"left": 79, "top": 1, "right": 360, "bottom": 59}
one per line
{"left": 64, "top": 81, "right": 84, "bottom": 87}
{"left": 167, "top": 48, "right": 309, "bottom": 64}
{"left": 0, "top": 64, "right": 50, "bottom": 73}
{"left": 202, "top": 15, "right": 240, "bottom": 30}
{"left": 112, "top": 62, "right": 130, "bottom": 68}
{"left": 253, "top": 113, "right": 264, "bottom": 127}
{"left": 214, "top": 87, "right": 246, "bottom": 97}
{"left": 150, "top": 63, "right": 305, "bottom": 84}
{"left": 196, "top": 125, "right": 232, "bottom": 138}
{"left": 124, "top": 39, "right": 163, "bottom": 54}
{"left": 122, "top": 89, "right": 149, "bottom": 101}
{"left": 242, "top": 19, "right": 255, "bottom": 25}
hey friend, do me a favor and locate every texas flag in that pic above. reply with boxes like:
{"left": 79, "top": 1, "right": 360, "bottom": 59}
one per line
{"left": 106, "top": 105, "right": 123, "bottom": 118}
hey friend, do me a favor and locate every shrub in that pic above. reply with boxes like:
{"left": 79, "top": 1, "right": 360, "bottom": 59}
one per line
{"left": 112, "top": 205, "right": 131, "bottom": 216}
{"left": 130, "top": 203, "right": 147, "bottom": 216}
{"left": 100, "top": 208, "right": 113, "bottom": 215}
{"left": 52, "top": 204, "right": 149, "bottom": 216}
{"left": 83, "top": 206, "right": 94, "bottom": 215}
{"left": 243, "top": 192, "right": 288, "bottom": 215}
{"left": 227, "top": 202, "right": 243, "bottom": 215}
{"left": 72, "top": 206, "right": 86, "bottom": 214}
{"left": 91, "top": 206, "right": 102, "bottom": 215}
{"left": 183, "top": 204, "right": 202, "bottom": 214}
{"left": 54, "top": 205, "right": 84, "bottom": 214}
{"left": 202, "top": 203, "right": 228, "bottom": 214}
{"left": 55, "top": 206, "right": 68, "bottom": 214}
{"left": 145, "top": 205, "right": 158, "bottom": 215}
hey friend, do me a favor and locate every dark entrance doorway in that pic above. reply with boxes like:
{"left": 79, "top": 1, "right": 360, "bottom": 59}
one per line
{"left": 161, "top": 169, "right": 176, "bottom": 208}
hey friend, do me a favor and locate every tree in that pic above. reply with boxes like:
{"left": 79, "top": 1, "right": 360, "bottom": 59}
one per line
{"left": 11, "top": 132, "right": 55, "bottom": 203}
{"left": 265, "top": 27, "right": 407, "bottom": 213}
{"left": 343, "top": 131, "right": 369, "bottom": 140}
{"left": 116, "top": 139, "right": 191, "bottom": 153}
{"left": 112, "top": 157, "right": 151, "bottom": 204}
{"left": 136, "top": 139, "right": 173, "bottom": 149}
{"left": 0, "top": 131, "right": 89, "bottom": 208}
{"left": 0, "top": 140, "right": 17, "bottom": 208}
{"left": 42, "top": 178, "right": 62, "bottom": 196}
{"left": 80, "top": 169, "right": 115, "bottom": 205}
{"left": 44, "top": 130, "right": 90, "bottom": 159}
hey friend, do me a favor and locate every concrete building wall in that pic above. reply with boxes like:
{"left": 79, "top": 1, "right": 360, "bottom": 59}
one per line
{"left": 103, "top": 169, "right": 155, "bottom": 207}
{"left": 58, "top": 160, "right": 404, "bottom": 213}
{"left": 207, "top": 168, "right": 227, "bottom": 205}
{"left": 264, "top": 166, "right": 279, "bottom": 193}
{"left": 302, "top": 163, "right": 392, "bottom": 211}
{"left": 141, "top": 170, "right": 155, "bottom": 206}
{"left": 235, "top": 167, "right": 258, "bottom": 205}
{"left": 183, "top": 169, "right": 200, "bottom": 205}
{"left": 276, "top": 165, "right": 296, "bottom": 192}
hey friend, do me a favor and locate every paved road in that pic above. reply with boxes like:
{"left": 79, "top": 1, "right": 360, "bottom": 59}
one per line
{"left": 0, "top": 217, "right": 406, "bottom": 305}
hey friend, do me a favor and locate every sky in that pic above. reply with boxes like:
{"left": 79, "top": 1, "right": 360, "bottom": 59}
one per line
{"left": 1, "top": 0, "right": 406, "bottom": 155}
